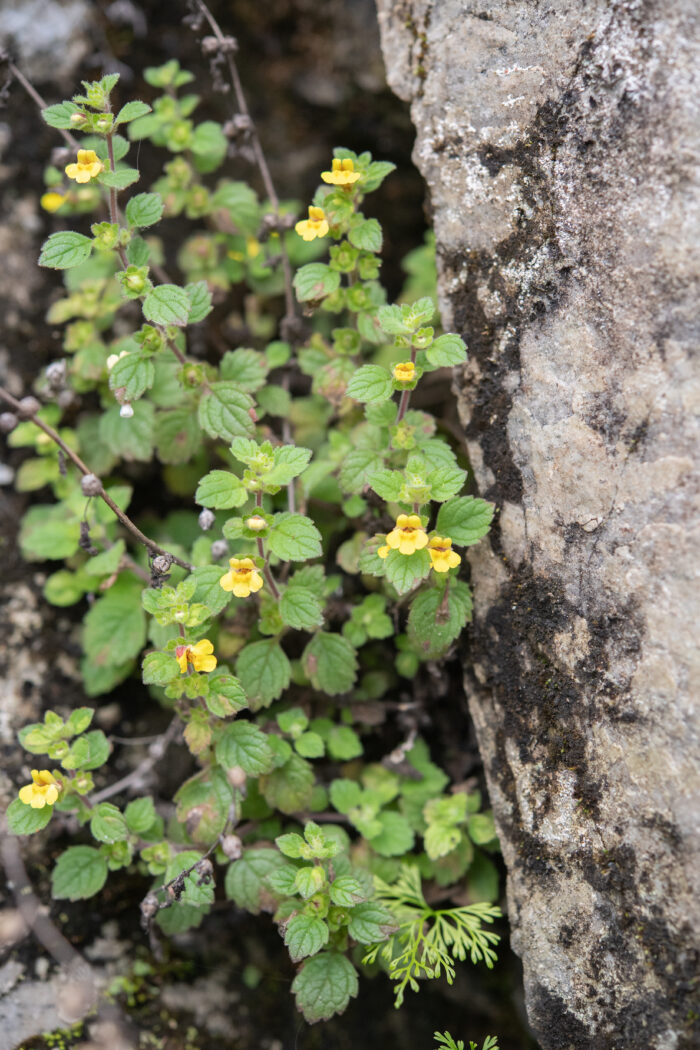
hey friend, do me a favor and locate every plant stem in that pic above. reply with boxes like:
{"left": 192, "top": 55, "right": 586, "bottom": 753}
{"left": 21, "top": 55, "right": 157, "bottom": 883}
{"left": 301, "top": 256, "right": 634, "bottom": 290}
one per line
{"left": 0, "top": 386, "right": 193, "bottom": 572}
{"left": 8, "top": 62, "right": 79, "bottom": 150}
{"left": 105, "top": 131, "right": 130, "bottom": 269}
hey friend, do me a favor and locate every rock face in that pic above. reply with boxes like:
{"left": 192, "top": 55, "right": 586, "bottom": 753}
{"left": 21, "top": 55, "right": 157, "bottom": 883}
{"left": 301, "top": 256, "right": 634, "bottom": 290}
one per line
{"left": 376, "top": 2, "right": 700, "bottom": 1048}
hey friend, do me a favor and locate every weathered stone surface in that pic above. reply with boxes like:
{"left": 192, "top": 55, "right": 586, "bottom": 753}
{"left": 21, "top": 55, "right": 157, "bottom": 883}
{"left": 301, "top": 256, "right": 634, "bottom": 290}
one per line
{"left": 376, "top": 2, "right": 700, "bottom": 1047}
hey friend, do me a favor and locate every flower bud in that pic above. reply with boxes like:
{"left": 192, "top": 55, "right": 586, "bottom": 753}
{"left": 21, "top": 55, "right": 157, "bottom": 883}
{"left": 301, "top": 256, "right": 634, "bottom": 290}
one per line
{"left": 220, "top": 834, "right": 243, "bottom": 860}
{"left": 245, "top": 514, "right": 267, "bottom": 531}
{"left": 17, "top": 396, "right": 40, "bottom": 419}
{"left": 120, "top": 403, "right": 134, "bottom": 418}
{"left": 198, "top": 508, "right": 215, "bottom": 531}
{"left": 45, "top": 360, "right": 67, "bottom": 389}
{"left": 0, "top": 412, "right": 18, "bottom": 433}
{"left": 81, "top": 473, "right": 103, "bottom": 497}
{"left": 211, "top": 539, "right": 229, "bottom": 560}
{"left": 226, "top": 765, "right": 247, "bottom": 790}
{"left": 152, "top": 553, "right": 173, "bottom": 575}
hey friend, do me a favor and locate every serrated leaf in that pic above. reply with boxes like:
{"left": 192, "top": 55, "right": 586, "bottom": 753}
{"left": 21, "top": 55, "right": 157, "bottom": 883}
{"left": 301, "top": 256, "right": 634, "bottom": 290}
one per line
{"left": 347, "top": 901, "right": 396, "bottom": 943}
{"left": 83, "top": 540, "right": 125, "bottom": 577}
{"left": 362, "top": 160, "right": 396, "bottom": 192}
{"left": 198, "top": 382, "right": 255, "bottom": 442}
{"left": 302, "top": 633, "right": 357, "bottom": 696}
{"left": 284, "top": 913, "right": 329, "bottom": 961}
{"left": 291, "top": 952, "right": 358, "bottom": 1023}
{"left": 265, "top": 864, "right": 299, "bottom": 895}
{"left": 6, "top": 798, "right": 53, "bottom": 836}
{"left": 39, "top": 231, "right": 93, "bottom": 269}
{"left": 83, "top": 575, "right": 146, "bottom": 671}
{"left": 142, "top": 284, "right": 190, "bottom": 326}
{"left": 99, "top": 401, "right": 154, "bottom": 462}
{"left": 294, "top": 263, "right": 341, "bottom": 302}
{"left": 338, "top": 449, "right": 378, "bottom": 494}
{"left": 186, "top": 280, "right": 213, "bottom": 323}
{"left": 435, "top": 496, "right": 495, "bottom": 546}
{"left": 236, "top": 641, "right": 291, "bottom": 710}
{"left": 279, "top": 585, "right": 324, "bottom": 631}
{"left": 327, "top": 726, "right": 362, "bottom": 760}
{"left": 90, "top": 802, "right": 128, "bottom": 844}
{"left": 124, "top": 796, "right": 156, "bottom": 834}
{"left": 330, "top": 778, "right": 362, "bottom": 814}
{"left": 348, "top": 218, "right": 382, "bottom": 253}
{"left": 346, "top": 365, "right": 393, "bottom": 404}
{"left": 125, "top": 192, "right": 164, "bottom": 228}
{"left": 220, "top": 348, "right": 268, "bottom": 391}
{"left": 19, "top": 505, "right": 80, "bottom": 561}
{"left": 407, "top": 581, "right": 472, "bottom": 659}
{"left": 109, "top": 353, "right": 154, "bottom": 401}
{"left": 383, "top": 548, "right": 431, "bottom": 595}
{"left": 224, "top": 848, "right": 287, "bottom": 913}
{"left": 142, "top": 650, "right": 180, "bottom": 685}
{"left": 115, "top": 100, "right": 152, "bottom": 125}
{"left": 368, "top": 468, "right": 402, "bottom": 501}
{"left": 425, "top": 333, "right": 467, "bottom": 367}
{"left": 206, "top": 671, "right": 248, "bottom": 717}
{"left": 267, "top": 513, "right": 322, "bottom": 562}
{"left": 100, "top": 167, "right": 140, "bottom": 189}
{"left": 195, "top": 469, "right": 247, "bottom": 509}
{"left": 376, "top": 304, "right": 411, "bottom": 336}
{"left": 42, "top": 101, "right": 81, "bottom": 129}
{"left": 329, "top": 875, "right": 365, "bottom": 907}
{"left": 154, "top": 406, "right": 200, "bottom": 465}
{"left": 467, "top": 811, "right": 498, "bottom": 846}
{"left": 265, "top": 446, "right": 313, "bottom": 486}
{"left": 189, "top": 565, "right": 233, "bottom": 616}
{"left": 260, "top": 753, "right": 314, "bottom": 814}
{"left": 191, "top": 120, "right": 227, "bottom": 172}
{"left": 295, "top": 731, "right": 325, "bottom": 758}
{"left": 294, "top": 866, "right": 326, "bottom": 900}
{"left": 215, "top": 721, "right": 273, "bottom": 776}
{"left": 368, "top": 811, "right": 415, "bottom": 857}
{"left": 429, "top": 465, "right": 467, "bottom": 502}
{"left": 51, "top": 846, "right": 108, "bottom": 900}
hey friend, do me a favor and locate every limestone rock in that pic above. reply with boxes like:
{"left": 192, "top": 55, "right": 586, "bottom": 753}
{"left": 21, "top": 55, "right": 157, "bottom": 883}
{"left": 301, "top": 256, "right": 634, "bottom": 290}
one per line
{"left": 376, "top": 2, "right": 700, "bottom": 1047}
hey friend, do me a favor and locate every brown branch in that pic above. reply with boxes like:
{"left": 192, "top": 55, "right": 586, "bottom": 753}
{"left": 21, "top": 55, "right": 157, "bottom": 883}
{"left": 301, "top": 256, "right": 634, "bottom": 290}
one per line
{"left": 0, "top": 387, "right": 193, "bottom": 571}
{"left": 8, "top": 62, "right": 80, "bottom": 150}
{"left": 90, "top": 717, "right": 180, "bottom": 804}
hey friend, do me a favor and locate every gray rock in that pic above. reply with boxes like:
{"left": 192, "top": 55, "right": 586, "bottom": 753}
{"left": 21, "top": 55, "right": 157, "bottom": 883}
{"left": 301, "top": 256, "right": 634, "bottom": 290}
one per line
{"left": 376, "top": 2, "right": 700, "bottom": 1047}
{"left": 0, "top": 0, "right": 93, "bottom": 85}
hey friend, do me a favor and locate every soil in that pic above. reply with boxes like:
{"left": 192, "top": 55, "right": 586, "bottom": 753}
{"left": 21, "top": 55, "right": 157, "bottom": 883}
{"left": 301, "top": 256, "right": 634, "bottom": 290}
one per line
{"left": 0, "top": 2, "right": 536, "bottom": 1047}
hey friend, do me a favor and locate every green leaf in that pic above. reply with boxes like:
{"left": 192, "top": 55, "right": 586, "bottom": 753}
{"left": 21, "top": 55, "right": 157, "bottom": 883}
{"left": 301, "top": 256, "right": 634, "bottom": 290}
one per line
{"left": 19, "top": 505, "right": 80, "bottom": 561}
{"left": 362, "top": 160, "right": 396, "bottom": 192}
{"left": 429, "top": 466, "right": 467, "bottom": 502}
{"left": 198, "top": 382, "right": 255, "bottom": 442}
{"left": 267, "top": 513, "right": 322, "bottom": 562}
{"left": 338, "top": 449, "right": 378, "bottom": 494}
{"left": 62, "top": 729, "right": 110, "bottom": 770}
{"left": 51, "top": 846, "right": 108, "bottom": 900}
{"left": 98, "top": 401, "right": 153, "bottom": 462}
{"left": 206, "top": 671, "right": 248, "bottom": 717}
{"left": 368, "top": 811, "right": 415, "bottom": 857}
{"left": 186, "top": 280, "right": 213, "bottom": 323}
{"left": 426, "top": 333, "right": 467, "bottom": 367}
{"left": 346, "top": 365, "right": 393, "bottom": 404}
{"left": 407, "top": 581, "right": 472, "bottom": 659}
{"left": 90, "top": 802, "right": 128, "bottom": 844}
{"left": 127, "top": 236, "right": 150, "bottom": 266}
{"left": 154, "top": 406, "right": 200, "bottom": 464}
{"left": 330, "top": 778, "right": 362, "bottom": 814}
{"left": 294, "top": 866, "right": 326, "bottom": 899}
{"left": 191, "top": 120, "right": 228, "bottom": 172}
{"left": 124, "top": 796, "right": 156, "bottom": 834}
{"left": 109, "top": 353, "right": 154, "bottom": 401}
{"left": 216, "top": 721, "right": 274, "bottom": 776}
{"left": 39, "top": 231, "right": 93, "bottom": 269}
{"left": 435, "top": 497, "right": 495, "bottom": 546}
{"left": 368, "top": 468, "right": 402, "bottom": 501}
{"left": 65, "top": 708, "right": 93, "bottom": 736}
{"left": 211, "top": 180, "right": 260, "bottom": 234}
{"left": 376, "top": 304, "right": 411, "bottom": 336}
{"left": 265, "top": 446, "right": 313, "bottom": 486}
{"left": 142, "top": 284, "right": 191, "bottom": 327}
{"left": 195, "top": 469, "right": 247, "bottom": 509}
{"left": 295, "top": 731, "right": 325, "bottom": 758}
{"left": 224, "top": 848, "right": 287, "bottom": 913}
{"left": 142, "top": 650, "right": 179, "bottom": 686}
{"left": 329, "top": 875, "right": 365, "bottom": 907}
{"left": 284, "top": 913, "right": 329, "bottom": 962}
{"left": 260, "top": 753, "right": 314, "bottom": 814}
{"left": 220, "top": 348, "right": 268, "bottom": 392}
{"left": 190, "top": 565, "right": 234, "bottom": 617}
{"left": 327, "top": 726, "right": 362, "bottom": 760}
{"left": 348, "top": 218, "right": 382, "bottom": 253}
{"left": 467, "top": 812, "right": 498, "bottom": 846}
{"left": 6, "top": 798, "right": 53, "bottom": 836}
{"left": 83, "top": 575, "right": 146, "bottom": 671}
{"left": 347, "top": 901, "right": 397, "bottom": 943}
{"left": 424, "top": 822, "right": 462, "bottom": 860}
{"left": 383, "top": 548, "right": 431, "bottom": 595}
{"left": 292, "top": 952, "right": 358, "bottom": 1023}
{"left": 115, "top": 100, "right": 152, "bottom": 125}
{"left": 236, "top": 641, "right": 291, "bottom": 710}
{"left": 165, "top": 850, "right": 215, "bottom": 907}
{"left": 42, "top": 101, "right": 82, "bottom": 129}
{"left": 302, "top": 633, "right": 357, "bottom": 695}
{"left": 100, "top": 167, "right": 140, "bottom": 189}
{"left": 265, "top": 864, "right": 299, "bottom": 895}
{"left": 279, "top": 585, "right": 324, "bottom": 631}
{"left": 83, "top": 541, "right": 125, "bottom": 577}
{"left": 294, "top": 263, "right": 341, "bottom": 302}
{"left": 125, "top": 192, "right": 164, "bottom": 228}
{"left": 275, "top": 832, "right": 305, "bottom": 859}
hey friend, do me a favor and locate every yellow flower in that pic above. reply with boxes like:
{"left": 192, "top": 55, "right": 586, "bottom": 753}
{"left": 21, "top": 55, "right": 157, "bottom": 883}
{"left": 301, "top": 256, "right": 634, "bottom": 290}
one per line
{"left": 245, "top": 515, "right": 267, "bottom": 531}
{"left": 219, "top": 557, "right": 264, "bottom": 598}
{"left": 393, "top": 361, "right": 416, "bottom": 383}
{"left": 295, "top": 206, "right": 329, "bottom": 241}
{"left": 65, "top": 149, "right": 104, "bottom": 184}
{"left": 175, "top": 638, "right": 217, "bottom": 674}
{"left": 19, "top": 769, "right": 60, "bottom": 810}
{"left": 321, "top": 158, "right": 361, "bottom": 187}
{"left": 428, "top": 536, "right": 461, "bottom": 573}
{"left": 41, "top": 192, "right": 66, "bottom": 213}
{"left": 246, "top": 236, "right": 261, "bottom": 258}
{"left": 382, "top": 514, "right": 429, "bottom": 556}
